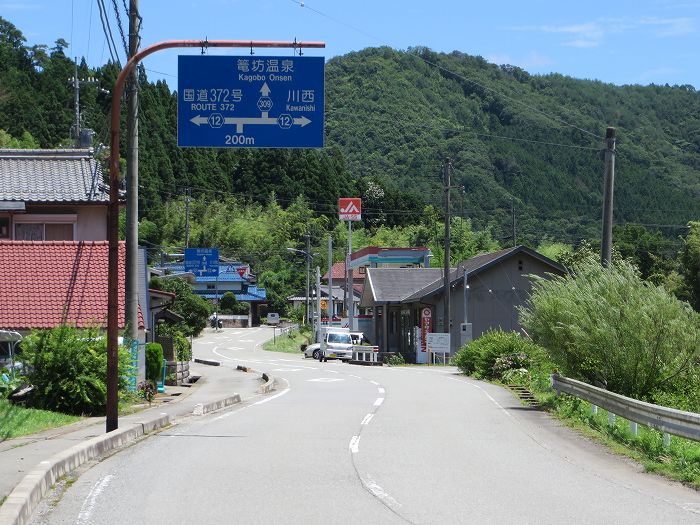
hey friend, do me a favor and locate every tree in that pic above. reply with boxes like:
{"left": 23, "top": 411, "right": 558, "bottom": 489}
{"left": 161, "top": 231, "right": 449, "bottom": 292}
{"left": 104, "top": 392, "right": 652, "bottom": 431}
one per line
{"left": 150, "top": 276, "right": 211, "bottom": 336}
{"left": 680, "top": 221, "right": 700, "bottom": 309}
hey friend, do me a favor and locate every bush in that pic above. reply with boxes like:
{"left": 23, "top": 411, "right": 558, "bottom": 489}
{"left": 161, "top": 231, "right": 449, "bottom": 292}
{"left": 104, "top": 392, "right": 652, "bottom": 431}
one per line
{"left": 520, "top": 257, "right": 700, "bottom": 399}
{"left": 384, "top": 353, "right": 405, "bottom": 366}
{"left": 453, "top": 329, "right": 546, "bottom": 379}
{"left": 19, "top": 325, "right": 130, "bottom": 415}
{"left": 145, "top": 343, "right": 164, "bottom": 383}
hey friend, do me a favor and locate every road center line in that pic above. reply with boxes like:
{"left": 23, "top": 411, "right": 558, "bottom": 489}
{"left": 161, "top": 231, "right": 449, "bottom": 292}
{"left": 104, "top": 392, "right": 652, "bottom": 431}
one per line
{"left": 370, "top": 380, "right": 379, "bottom": 386}
{"left": 374, "top": 397, "right": 384, "bottom": 407}
{"left": 349, "top": 435, "right": 361, "bottom": 453}
{"left": 378, "top": 387, "right": 385, "bottom": 394}
{"left": 361, "top": 413, "right": 374, "bottom": 425}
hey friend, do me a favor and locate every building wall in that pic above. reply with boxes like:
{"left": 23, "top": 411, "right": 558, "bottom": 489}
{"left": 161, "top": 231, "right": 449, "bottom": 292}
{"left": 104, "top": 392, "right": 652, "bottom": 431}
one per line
{"left": 75, "top": 206, "right": 108, "bottom": 240}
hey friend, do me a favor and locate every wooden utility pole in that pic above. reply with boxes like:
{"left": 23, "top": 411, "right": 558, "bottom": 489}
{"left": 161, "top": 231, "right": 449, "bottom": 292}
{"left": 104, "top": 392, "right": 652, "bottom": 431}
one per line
{"left": 601, "top": 127, "right": 616, "bottom": 267}
{"left": 184, "top": 187, "right": 192, "bottom": 248}
{"left": 443, "top": 158, "right": 452, "bottom": 334}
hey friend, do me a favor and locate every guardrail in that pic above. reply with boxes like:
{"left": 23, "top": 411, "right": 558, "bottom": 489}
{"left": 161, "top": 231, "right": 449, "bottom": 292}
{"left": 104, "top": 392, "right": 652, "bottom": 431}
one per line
{"left": 352, "top": 345, "right": 380, "bottom": 363}
{"left": 551, "top": 373, "right": 700, "bottom": 446}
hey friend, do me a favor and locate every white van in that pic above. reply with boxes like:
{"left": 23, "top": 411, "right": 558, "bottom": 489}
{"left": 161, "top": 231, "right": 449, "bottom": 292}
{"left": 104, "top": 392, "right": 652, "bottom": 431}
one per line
{"left": 319, "top": 329, "right": 353, "bottom": 362}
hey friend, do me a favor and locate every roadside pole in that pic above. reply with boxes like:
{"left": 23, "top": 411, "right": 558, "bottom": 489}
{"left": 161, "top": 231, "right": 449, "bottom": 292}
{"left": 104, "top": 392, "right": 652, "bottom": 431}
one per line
{"left": 305, "top": 234, "right": 311, "bottom": 325}
{"left": 601, "top": 127, "right": 616, "bottom": 267}
{"left": 106, "top": 38, "right": 325, "bottom": 433}
{"left": 315, "top": 266, "right": 322, "bottom": 343}
{"left": 443, "top": 158, "right": 452, "bottom": 335}
{"left": 347, "top": 220, "right": 353, "bottom": 330}
{"left": 125, "top": 0, "right": 140, "bottom": 371}
{"left": 328, "top": 235, "right": 333, "bottom": 324}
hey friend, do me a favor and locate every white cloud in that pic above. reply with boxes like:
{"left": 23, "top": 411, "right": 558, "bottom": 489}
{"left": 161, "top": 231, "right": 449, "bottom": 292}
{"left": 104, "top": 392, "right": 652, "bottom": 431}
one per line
{"left": 563, "top": 39, "right": 600, "bottom": 48}
{"left": 639, "top": 17, "right": 696, "bottom": 36}
{"left": 0, "top": 2, "right": 39, "bottom": 10}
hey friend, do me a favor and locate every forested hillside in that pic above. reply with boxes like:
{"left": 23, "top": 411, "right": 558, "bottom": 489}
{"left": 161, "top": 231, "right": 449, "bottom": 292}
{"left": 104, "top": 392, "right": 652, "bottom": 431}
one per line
{"left": 1, "top": 17, "right": 699, "bottom": 246}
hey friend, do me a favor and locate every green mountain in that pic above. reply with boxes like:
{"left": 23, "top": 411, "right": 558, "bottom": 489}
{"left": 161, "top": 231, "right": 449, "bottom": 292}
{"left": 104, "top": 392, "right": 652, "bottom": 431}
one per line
{"left": 1, "top": 16, "right": 699, "bottom": 246}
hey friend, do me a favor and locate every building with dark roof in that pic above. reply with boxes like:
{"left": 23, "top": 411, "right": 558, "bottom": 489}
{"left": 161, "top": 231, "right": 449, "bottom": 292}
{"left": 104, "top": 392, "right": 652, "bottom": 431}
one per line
{"left": 359, "top": 246, "right": 565, "bottom": 359}
{"left": 0, "top": 149, "right": 110, "bottom": 241}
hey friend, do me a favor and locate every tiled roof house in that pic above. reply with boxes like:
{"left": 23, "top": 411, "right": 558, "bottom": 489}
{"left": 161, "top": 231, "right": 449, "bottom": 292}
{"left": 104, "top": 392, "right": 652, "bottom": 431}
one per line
{"left": 0, "top": 241, "right": 143, "bottom": 332}
{"left": 0, "top": 149, "right": 110, "bottom": 242}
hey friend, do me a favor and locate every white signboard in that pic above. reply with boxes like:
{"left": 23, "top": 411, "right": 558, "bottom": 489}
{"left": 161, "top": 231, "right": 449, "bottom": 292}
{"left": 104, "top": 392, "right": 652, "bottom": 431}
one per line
{"left": 267, "top": 313, "right": 280, "bottom": 325}
{"left": 426, "top": 332, "right": 450, "bottom": 354}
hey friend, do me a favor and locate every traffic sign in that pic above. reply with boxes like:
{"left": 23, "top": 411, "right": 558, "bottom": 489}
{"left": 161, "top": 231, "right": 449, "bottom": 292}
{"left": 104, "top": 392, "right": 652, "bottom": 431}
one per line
{"left": 184, "top": 248, "right": 219, "bottom": 277}
{"left": 427, "top": 332, "right": 450, "bottom": 354}
{"left": 339, "top": 198, "right": 362, "bottom": 221}
{"left": 178, "top": 55, "right": 324, "bottom": 148}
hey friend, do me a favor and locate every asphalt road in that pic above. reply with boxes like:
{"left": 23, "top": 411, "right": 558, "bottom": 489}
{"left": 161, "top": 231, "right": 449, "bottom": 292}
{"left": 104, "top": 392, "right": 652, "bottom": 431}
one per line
{"left": 31, "top": 327, "right": 700, "bottom": 524}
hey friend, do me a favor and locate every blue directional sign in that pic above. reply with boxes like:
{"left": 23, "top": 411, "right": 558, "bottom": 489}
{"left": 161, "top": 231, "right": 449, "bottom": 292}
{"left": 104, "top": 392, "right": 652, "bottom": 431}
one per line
{"left": 177, "top": 55, "right": 324, "bottom": 148}
{"left": 184, "top": 248, "right": 219, "bottom": 278}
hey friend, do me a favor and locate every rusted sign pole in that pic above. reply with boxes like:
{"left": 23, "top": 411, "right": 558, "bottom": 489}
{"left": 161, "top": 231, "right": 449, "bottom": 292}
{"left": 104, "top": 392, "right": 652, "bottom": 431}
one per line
{"left": 106, "top": 39, "right": 325, "bottom": 432}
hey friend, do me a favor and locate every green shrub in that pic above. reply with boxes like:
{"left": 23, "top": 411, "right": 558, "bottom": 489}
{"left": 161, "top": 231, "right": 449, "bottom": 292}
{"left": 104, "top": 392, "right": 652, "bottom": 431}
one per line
{"left": 145, "top": 343, "right": 164, "bottom": 383}
{"left": 384, "top": 353, "right": 405, "bottom": 366}
{"left": 19, "top": 325, "right": 130, "bottom": 415}
{"left": 453, "top": 329, "right": 546, "bottom": 379}
{"left": 520, "top": 257, "right": 700, "bottom": 400}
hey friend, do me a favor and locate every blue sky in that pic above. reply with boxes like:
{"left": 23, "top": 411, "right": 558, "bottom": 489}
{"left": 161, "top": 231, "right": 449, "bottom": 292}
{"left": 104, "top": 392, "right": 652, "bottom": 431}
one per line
{"left": 2, "top": 0, "right": 699, "bottom": 88}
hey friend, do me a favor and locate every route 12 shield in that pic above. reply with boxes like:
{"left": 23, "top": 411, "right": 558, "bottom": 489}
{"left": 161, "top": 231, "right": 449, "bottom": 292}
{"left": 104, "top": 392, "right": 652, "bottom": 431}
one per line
{"left": 178, "top": 55, "right": 324, "bottom": 148}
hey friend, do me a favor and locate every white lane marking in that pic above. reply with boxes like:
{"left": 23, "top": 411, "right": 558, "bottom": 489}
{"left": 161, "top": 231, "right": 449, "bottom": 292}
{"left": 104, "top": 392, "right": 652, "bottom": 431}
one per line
{"left": 212, "top": 348, "right": 236, "bottom": 361}
{"left": 272, "top": 368, "right": 303, "bottom": 372}
{"left": 327, "top": 370, "right": 339, "bottom": 374}
{"left": 224, "top": 346, "right": 244, "bottom": 350}
{"left": 254, "top": 386, "right": 291, "bottom": 405}
{"left": 349, "top": 374, "right": 362, "bottom": 379}
{"left": 307, "top": 378, "right": 344, "bottom": 383}
{"left": 363, "top": 474, "right": 402, "bottom": 510}
{"left": 239, "top": 339, "right": 255, "bottom": 343}
{"left": 198, "top": 341, "right": 216, "bottom": 345}
{"left": 374, "top": 397, "right": 384, "bottom": 407}
{"left": 76, "top": 474, "right": 115, "bottom": 524}
{"left": 447, "top": 377, "right": 515, "bottom": 421}
{"left": 370, "top": 380, "right": 379, "bottom": 386}
{"left": 378, "top": 387, "right": 385, "bottom": 394}
{"left": 349, "top": 435, "right": 361, "bottom": 453}
{"left": 361, "top": 413, "right": 374, "bottom": 425}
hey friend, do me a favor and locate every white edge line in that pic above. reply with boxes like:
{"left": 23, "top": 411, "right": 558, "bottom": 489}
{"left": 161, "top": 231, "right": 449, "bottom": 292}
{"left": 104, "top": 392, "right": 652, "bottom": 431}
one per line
{"left": 76, "top": 474, "right": 115, "bottom": 524}
{"left": 374, "top": 397, "right": 384, "bottom": 407}
{"left": 378, "top": 387, "right": 385, "bottom": 394}
{"left": 361, "top": 413, "right": 374, "bottom": 425}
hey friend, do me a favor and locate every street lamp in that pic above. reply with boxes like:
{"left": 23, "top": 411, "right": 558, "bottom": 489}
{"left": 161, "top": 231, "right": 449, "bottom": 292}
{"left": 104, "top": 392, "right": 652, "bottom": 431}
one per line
{"left": 287, "top": 247, "right": 317, "bottom": 325}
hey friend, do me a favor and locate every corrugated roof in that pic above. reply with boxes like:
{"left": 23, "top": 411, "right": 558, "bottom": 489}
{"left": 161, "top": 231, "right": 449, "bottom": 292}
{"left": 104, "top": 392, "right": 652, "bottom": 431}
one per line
{"left": 322, "top": 261, "right": 364, "bottom": 281}
{"left": 0, "top": 240, "right": 143, "bottom": 330}
{"left": 364, "top": 268, "right": 445, "bottom": 303}
{"left": 0, "top": 149, "right": 109, "bottom": 203}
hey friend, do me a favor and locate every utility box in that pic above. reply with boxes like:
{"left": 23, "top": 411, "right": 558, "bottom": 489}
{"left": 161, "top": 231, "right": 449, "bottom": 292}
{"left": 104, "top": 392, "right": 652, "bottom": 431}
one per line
{"left": 460, "top": 323, "right": 473, "bottom": 348}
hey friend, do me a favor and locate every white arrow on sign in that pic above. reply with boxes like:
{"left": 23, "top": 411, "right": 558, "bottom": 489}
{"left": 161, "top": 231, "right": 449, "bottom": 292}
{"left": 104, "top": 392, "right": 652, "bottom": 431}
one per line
{"left": 189, "top": 114, "right": 312, "bottom": 133}
{"left": 260, "top": 82, "right": 271, "bottom": 96}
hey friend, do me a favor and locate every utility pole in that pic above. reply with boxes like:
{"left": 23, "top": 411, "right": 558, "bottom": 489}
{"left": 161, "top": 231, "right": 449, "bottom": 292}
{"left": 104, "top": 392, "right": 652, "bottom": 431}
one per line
{"left": 443, "top": 157, "right": 452, "bottom": 334}
{"left": 328, "top": 235, "right": 333, "bottom": 323}
{"left": 69, "top": 59, "right": 100, "bottom": 146}
{"left": 124, "top": 0, "right": 140, "bottom": 362}
{"left": 511, "top": 198, "right": 516, "bottom": 247}
{"left": 184, "top": 188, "right": 192, "bottom": 248}
{"left": 315, "top": 266, "right": 321, "bottom": 342}
{"left": 601, "top": 127, "right": 616, "bottom": 267}
{"left": 305, "top": 234, "right": 311, "bottom": 325}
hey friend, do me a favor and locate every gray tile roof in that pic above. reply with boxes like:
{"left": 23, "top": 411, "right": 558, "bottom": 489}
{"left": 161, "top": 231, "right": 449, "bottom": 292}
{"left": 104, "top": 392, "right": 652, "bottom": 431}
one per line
{"left": 403, "top": 246, "right": 566, "bottom": 302}
{"left": 0, "top": 149, "right": 109, "bottom": 203}
{"left": 363, "top": 268, "right": 445, "bottom": 304}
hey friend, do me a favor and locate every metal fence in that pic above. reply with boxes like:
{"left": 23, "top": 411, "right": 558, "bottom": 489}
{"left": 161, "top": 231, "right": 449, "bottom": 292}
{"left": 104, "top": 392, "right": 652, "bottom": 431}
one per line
{"left": 551, "top": 373, "right": 700, "bottom": 445}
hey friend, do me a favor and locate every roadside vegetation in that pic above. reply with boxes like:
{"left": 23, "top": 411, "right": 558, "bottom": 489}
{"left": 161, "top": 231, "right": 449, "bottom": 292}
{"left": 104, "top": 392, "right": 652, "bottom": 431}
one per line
{"left": 263, "top": 328, "right": 310, "bottom": 354}
{"left": 0, "top": 398, "right": 80, "bottom": 441}
{"left": 454, "top": 250, "right": 700, "bottom": 487}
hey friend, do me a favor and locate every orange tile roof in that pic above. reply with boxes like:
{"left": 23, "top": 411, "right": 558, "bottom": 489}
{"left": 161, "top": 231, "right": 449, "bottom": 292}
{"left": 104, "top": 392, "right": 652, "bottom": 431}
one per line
{"left": 0, "top": 241, "right": 143, "bottom": 330}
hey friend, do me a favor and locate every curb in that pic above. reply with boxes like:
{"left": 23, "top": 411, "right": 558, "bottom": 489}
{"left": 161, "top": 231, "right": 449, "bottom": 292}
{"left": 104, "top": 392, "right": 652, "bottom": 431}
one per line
{"left": 259, "top": 373, "right": 275, "bottom": 394}
{"left": 236, "top": 365, "right": 250, "bottom": 372}
{"left": 0, "top": 413, "right": 170, "bottom": 525}
{"left": 194, "top": 358, "right": 220, "bottom": 366}
{"left": 192, "top": 394, "right": 242, "bottom": 416}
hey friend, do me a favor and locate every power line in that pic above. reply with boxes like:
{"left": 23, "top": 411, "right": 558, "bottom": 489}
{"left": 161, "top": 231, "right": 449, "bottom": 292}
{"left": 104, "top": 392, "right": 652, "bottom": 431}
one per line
{"left": 291, "top": 0, "right": 604, "bottom": 144}
{"left": 110, "top": 0, "right": 130, "bottom": 57}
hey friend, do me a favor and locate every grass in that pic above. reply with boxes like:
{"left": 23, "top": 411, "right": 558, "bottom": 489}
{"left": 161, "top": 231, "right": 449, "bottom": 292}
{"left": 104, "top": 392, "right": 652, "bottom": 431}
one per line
{"left": 0, "top": 399, "right": 81, "bottom": 441}
{"left": 263, "top": 330, "right": 309, "bottom": 354}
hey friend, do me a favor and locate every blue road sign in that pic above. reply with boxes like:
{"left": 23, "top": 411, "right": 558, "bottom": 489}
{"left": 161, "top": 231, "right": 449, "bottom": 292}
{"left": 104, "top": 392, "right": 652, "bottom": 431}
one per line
{"left": 177, "top": 55, "right": 324, "bottom": 148}
{"left": 184, "top": 248, "right": 219, "bottom": 277}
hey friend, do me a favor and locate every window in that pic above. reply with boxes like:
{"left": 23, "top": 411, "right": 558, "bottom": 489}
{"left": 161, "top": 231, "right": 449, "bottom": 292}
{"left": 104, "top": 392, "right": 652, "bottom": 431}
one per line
{"left": 206, "top": 284, "right": 215, "bottom": 290}
{"left": 0, "top": 217, "right": 10, "bottom": 239}
{"left": 518, "top": 259, "right": 524, "bottom": 272}
{"left": 359, "top": 266, "right": 366, "bottom": 274}
{"left": 14, "top": 215, "right": 76, "bottom": 241}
